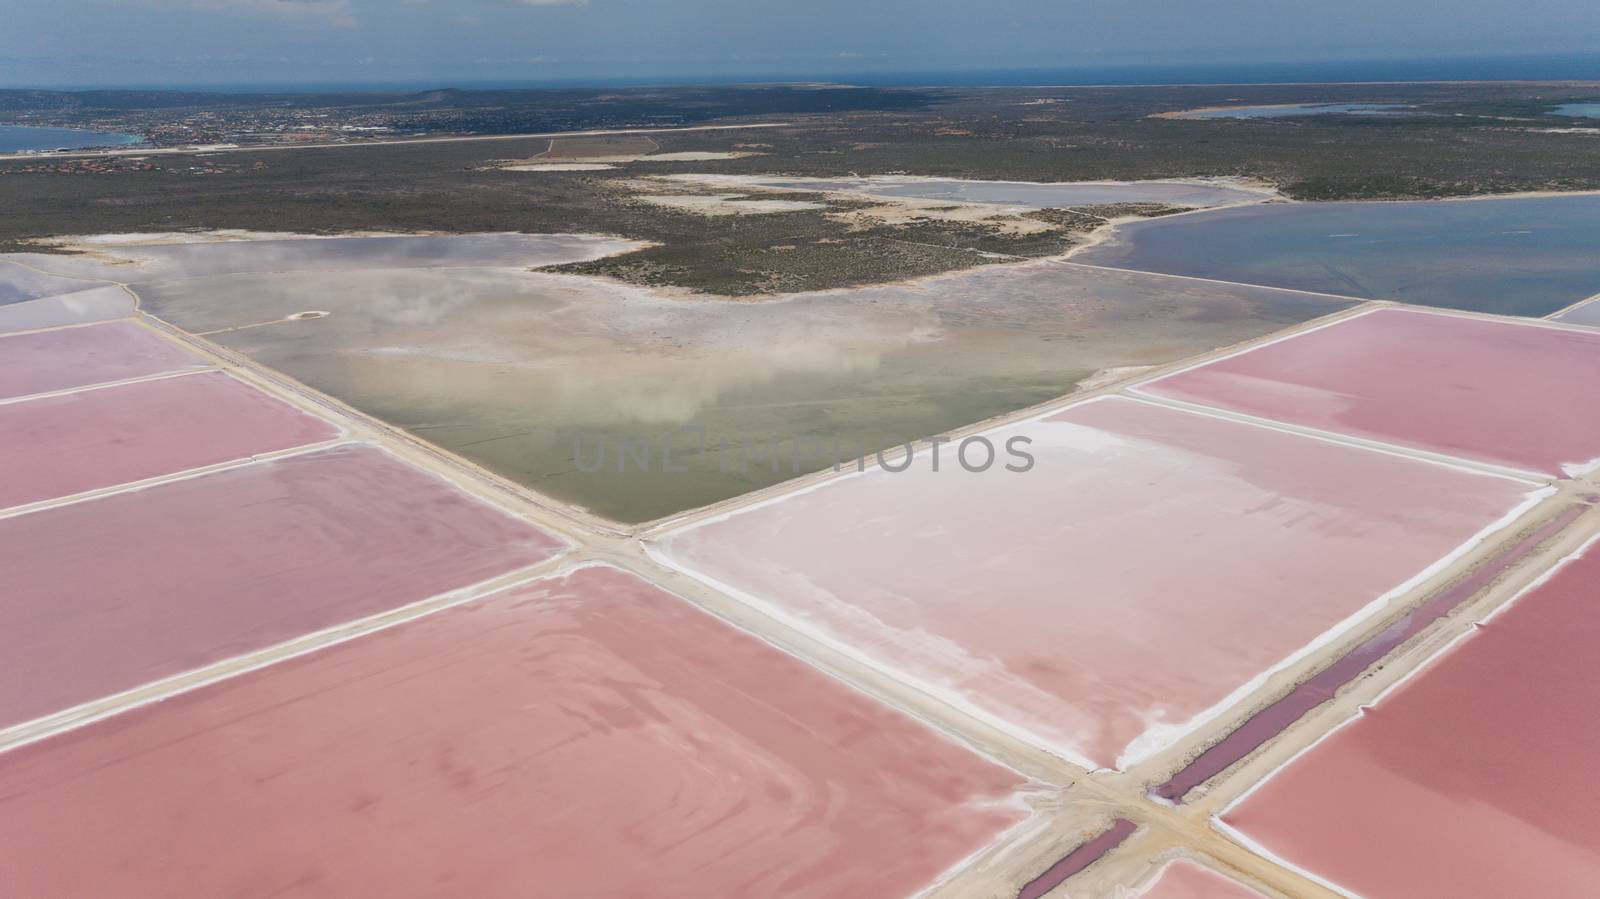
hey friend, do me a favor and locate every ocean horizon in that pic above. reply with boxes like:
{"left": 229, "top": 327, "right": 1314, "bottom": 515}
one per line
{"left": 7, "top": 51, "right": 1600, "bottom": 93}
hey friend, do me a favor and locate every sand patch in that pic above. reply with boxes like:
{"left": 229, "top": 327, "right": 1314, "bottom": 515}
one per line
{"left": 638, "top": 194, "right": 826, "bottom": 215}
{"left": 50, "top": 230, "right": 416, "bottom": 247}
{"left": 633, "top": 151, "right": 760, "bottom": 162}
{"left": 1076, "top": 364, "right": 1157, "bottom": 391}
{"left": 503, "top": 163, "right": 617, "bottom": 172}
{"left": 500, "top": 138, "right": 759, "bottom": 168}
{"left": 827, "top": 197, "right": 1060, "bottom": 236}
{"left": 655, "top": 173, "right": 1266, "bottom": 238}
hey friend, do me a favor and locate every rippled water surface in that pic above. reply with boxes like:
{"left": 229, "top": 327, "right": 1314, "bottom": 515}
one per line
{"left": 1073, "top": 194, "right": 1600, "bottom": 315}
{"left": 135, "top": 254, "right": 1348, "bottom": 521}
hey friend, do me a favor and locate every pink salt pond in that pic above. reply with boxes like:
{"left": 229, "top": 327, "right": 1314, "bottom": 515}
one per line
{"left": 0, "top": 371, "right": 339, "bottom": 508}
{"left": 652, "top": 397, "right": 1544, "bottom": 770}
{"left": 1221, "top": 539, "right": 1600, "bottom": 899}
{"left": 1137, "top": 308, "right": 1600, "bottom": 477}
{"left": 0, "top": 565, "right": 1028, "bottom": 899}
{"left": 0, "top": 444, "right": 562, "bottom": 728}
{"left": 0, "top": 320, "right": 208, "bottom": 400}
{"left": 1135, "top": 860, "right": 1266, "bottom": 898}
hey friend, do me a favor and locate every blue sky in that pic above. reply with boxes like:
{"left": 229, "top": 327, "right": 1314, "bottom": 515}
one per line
{"left": 5, "top": 0, "right": 1600, "bottom": 87}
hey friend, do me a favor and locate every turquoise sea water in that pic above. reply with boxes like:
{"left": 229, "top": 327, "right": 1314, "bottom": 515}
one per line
{"left": 1552, "top": 103, "right": 1600, "bottom": 119}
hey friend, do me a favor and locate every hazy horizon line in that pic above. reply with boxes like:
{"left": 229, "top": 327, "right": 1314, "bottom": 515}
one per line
{"left": 5, "top": 50, "right": 1600, "bottom": 94}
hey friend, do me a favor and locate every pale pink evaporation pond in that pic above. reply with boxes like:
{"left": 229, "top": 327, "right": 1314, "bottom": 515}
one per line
{"left": 0, "top": 565, "right": 1028, "bottom": 899}
{"left": 1552, "top": 295, "right": 1600, "bottom": 327}
{"left": 1138, "top": 308, "right": 1600, "bottom": 476}
{"left": 0, "top": 320, "right": 207, "bottom": 400}
{"left": 1222, "top": 542, "right": 1600, "bottom": 899}
{"left": 1136, "top": 860, "right": 1266, "bottom": 898}
{"left": 653, "top": 397, "right": 1542, "bottom": 770}
{"left": 0, "top": 286, "right": 133, "bottom": 334}
{"left": 0, "top": 372, "right": 339, "bottom": 508}
{"left": 0, "top": 445, "right": 562, "bottom": 728}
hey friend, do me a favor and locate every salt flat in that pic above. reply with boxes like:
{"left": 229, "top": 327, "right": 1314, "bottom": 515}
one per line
{"left": 650, "top": 397, "right": 1542, "bottom": 770}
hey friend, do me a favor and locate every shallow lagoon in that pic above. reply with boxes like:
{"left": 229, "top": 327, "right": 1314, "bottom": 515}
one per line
{"left": 4, "top": 233, "right": 637, "bottom": 286}
{"left": 134, "top": 257, "right": 1349, "bottom": 522}
{"left": 1073, "top": 194, "right": 1600, "bottom": 316}
{"left": 0, "top": 260, "right": 106, "bottom": 304}
{"left": 0, "top": 125, "right": 143, "bottom": 154}
{"left": 0, "top": 287, "right": 134, "bottom": 334}
{"left": 1552, "top": 103, "right": 1600, "bottom": 119}
{"left": 1551, "top": 295, "right": 1600, "bottom": 327}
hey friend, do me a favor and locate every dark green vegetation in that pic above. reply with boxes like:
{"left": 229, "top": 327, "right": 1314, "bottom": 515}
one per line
{"left": 614, "top": 82, "right": 1600, "bottom": 199}
{"left": 545, "top": 185, "right": 1089, "bottom": 295}
{"left": 0, "top": 85, "right": 936, "bottom": 143}
{"left": 5, "top": 82, "right": 1600, "bottom": 294}
{"left": 1025, "top": 203, "right": 1190, "bottom": 229}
